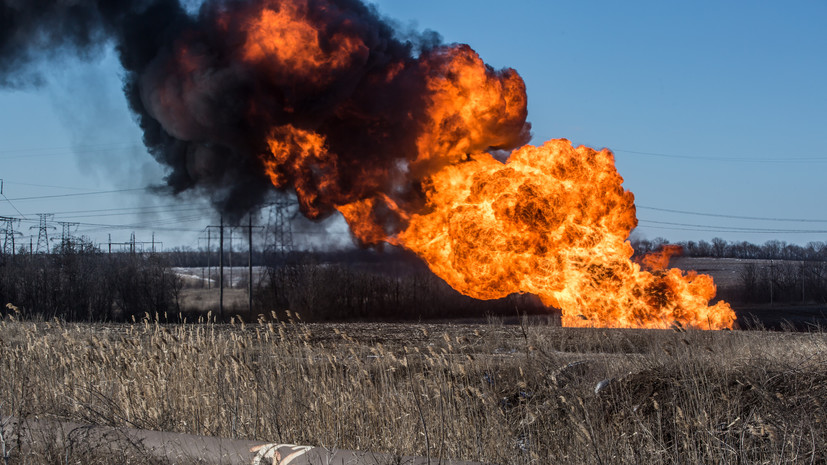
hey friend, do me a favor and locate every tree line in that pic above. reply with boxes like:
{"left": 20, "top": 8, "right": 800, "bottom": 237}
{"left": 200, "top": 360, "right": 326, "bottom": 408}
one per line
{"left": 3, "top": 235, "right": 827, "bottom": 322}
{"left": 0, "top": 238, "right": 182, "bottom": 321}
{"left": 631, "top": 237, "right": 827, "bottom": 261}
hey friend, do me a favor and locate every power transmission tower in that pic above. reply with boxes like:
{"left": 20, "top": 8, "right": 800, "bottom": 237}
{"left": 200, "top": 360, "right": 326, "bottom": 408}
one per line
{"left": 30, "top": 214, "right": 55, "bottom": 254}
{"left": 266, "top": 198, "right": 295, "bottom": 260}
{"left": 56, "top": 221, "right": 79, "bottom": 253}
{"left": 1, "top": 216, "right": 22, "bottom": 255}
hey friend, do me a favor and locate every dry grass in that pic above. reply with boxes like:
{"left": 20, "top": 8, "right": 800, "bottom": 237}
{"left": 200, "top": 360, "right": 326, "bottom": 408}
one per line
{"left": 1, "top": 313, "right": 825, "bottom": 464}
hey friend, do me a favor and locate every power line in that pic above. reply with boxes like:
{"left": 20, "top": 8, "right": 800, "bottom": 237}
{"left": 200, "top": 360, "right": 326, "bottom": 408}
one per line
{"left": 54, "top": 206, "right": 211, "bottom": 220}
{"left": 0, "top": 142, "right": 142, "bottom": 155}
{"left": 637, "top": 205, "right": 827, "bottom": 223}
{"left": 5, "top": 187, "right": 149, "bottom": 201}
{"left": 1, "top": 192, "right": 26, "bottom": 219}
{"left": 0, "top": 179, "right": 27, "bottom": 219}
{"left": 73, "top": 217, "right": 205, "bottom": 233}
{"left": 46, "top": 202, "right": 204, "bottom": 215}
{"left": 2, "top": 180, "right": 104, "bottom": 191}
{"left": 614, "top": 148, "right": 827, "bottom": 164}
{"left": 638, "top": 224, "right": 827, "bottom": 236}
{"left": 638, "top": 219, "right": 827, "bottom": 234}
{"left": 0, "top": 143, "right": 145, "bottom": 161}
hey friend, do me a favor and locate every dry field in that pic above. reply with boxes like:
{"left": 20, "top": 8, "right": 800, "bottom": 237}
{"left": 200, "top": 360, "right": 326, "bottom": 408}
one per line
{"left": 1, "top": 314, "right": 825, "bottom": 464}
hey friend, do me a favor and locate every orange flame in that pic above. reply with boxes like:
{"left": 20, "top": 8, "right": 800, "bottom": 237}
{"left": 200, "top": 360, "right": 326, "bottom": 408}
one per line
{"left": 246, "top": 4, "right": 734, "bottom": 329}
{"left": 241, "top": 0, "right": 368, "bottom": 85}
{"left": 413, "top": 45, "right": 530, "bottom": 175}
{"left": 398, "top": 140, "right": 734, "bottom": 329}
{"left": 640, "top": 244, "right": 683, "bottom": 271}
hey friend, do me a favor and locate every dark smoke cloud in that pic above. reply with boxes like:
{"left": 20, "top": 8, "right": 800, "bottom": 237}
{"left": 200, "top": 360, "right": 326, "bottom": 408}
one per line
{"left": 1, "top": 0, "right": 530, "bottom": 229}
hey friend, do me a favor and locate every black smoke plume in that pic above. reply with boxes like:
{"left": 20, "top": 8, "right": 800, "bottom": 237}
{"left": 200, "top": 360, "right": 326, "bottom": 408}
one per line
{"left": 1, "top": 0, "right": 530, "bottom": 229}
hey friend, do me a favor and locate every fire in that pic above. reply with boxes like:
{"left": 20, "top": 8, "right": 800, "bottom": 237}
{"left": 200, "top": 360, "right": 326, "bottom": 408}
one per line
{"left": 413, "top": 45, "right": 530, "bottom": 174}
{"left": 263, "top": 124, "right": 337, "bottom": 218}
{"left": 398, "top": 140, "right": 734, "bottom": 329}
{"left": 640, "top": 244, "right": 684, "bottom": 271}
{"left": 239, "top": 0, "right": 734, "bottom": 329}
{"left": 240, "top": 0, "right": 368, "bottom": 85}
{"left": 3, "top": 0, "right": 734, "bottom": 328}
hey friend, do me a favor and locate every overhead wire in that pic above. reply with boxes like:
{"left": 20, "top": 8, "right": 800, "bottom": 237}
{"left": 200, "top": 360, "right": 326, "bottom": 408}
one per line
{"left": 0, "top": 143, "right": 145, "bottom": 161}
{"left": 0, "top": 142, "right": 142, "bottom": 154}
{"left": 54, "top": 206, "right": 212, "bottom": 220}
{"left": 46, "top": 202, "right": 205, "bottom": 215}
{"left": 2, "top": 180, "right": 98, "bottom": 191}
{"left": 637, "top": 205, "right": 827, "bottom": 223}
{"left": 5, "top": 187, "right": 150, "bottom": 201}
{"left": 613, "top": 148, "right": 827, "bottom": 163}
{"left": 1, "top": 192, "right": 27, "bottom": 219}
{"left": 638, "top": 219, "right": 827, "bottom": 234}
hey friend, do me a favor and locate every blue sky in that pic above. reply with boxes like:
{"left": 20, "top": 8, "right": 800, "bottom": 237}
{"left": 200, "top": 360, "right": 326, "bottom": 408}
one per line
{"left": 1, "top": 0, "right": 826, "bottom": 251}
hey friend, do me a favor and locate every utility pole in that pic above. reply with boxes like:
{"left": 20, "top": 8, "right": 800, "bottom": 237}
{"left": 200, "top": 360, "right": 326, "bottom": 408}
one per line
{"left": 221, "top": 215, "right": 265, "bottom": 315}
{"left": 198, "top": 233, "right": 209, "bottom": 289}
{"left": 248, "top": 214, "right": 253, "bottom": 313}
{"left": 207, "top": 228, "right": 211, "bottom": 289}
{"left": 205, "top": 224, "right": 225, "bottom": 292}
{"left": 207, "top": 214, "right": 265, "bottom": 318}
{"left": 769, "top": 259, "right": 774, "bottom": 306}
{"left": 231, "top": 215, "right": 265, "bottom": 315}
{"left": 219, "top": 215, "right": 224, "bottom": 318}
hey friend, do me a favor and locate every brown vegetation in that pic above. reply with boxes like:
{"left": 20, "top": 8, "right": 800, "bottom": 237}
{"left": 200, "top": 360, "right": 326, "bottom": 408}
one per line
{"left": 1, "top": 314, "right": 825, "bottom": 464}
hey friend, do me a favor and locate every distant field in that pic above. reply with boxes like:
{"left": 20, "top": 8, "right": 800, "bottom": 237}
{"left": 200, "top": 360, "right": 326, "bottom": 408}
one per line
{"left": 671, "top": 257, "right": 748, "bottom": 288}
{"left": 172, "top": 258, "right": 827, "bottom": 329}
{"left": 672, "top": 257, "right": 827, "bottom": 329}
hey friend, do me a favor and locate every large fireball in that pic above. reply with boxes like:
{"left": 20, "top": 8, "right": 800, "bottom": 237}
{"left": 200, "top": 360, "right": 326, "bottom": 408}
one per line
{"left": 399, "top": 140, "right": 734, "bottom": 329}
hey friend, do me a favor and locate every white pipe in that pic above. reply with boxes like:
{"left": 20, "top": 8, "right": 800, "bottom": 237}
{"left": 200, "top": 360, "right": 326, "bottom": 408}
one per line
{"left": 1, "top": 417, "right": 493, "bottom": 465}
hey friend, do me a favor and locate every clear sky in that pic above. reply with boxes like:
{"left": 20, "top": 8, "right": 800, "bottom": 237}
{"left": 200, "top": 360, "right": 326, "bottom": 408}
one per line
{"left": 1, "top": 0, "right": 826, "bottom": 251}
